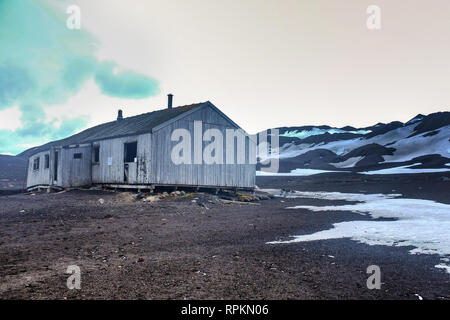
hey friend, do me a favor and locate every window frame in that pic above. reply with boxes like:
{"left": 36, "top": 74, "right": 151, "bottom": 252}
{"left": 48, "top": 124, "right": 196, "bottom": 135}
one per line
{"left": 33, "top": 157, "right": 40, "bottom": 171}
{"left": 44, "top": 154, "right": 50, "bottom": 169}
{"left": 93, "top": 146, "right": 100, "bottom": 164}
{"left": 124, "top": 141, "right": 138, "bottom": 163}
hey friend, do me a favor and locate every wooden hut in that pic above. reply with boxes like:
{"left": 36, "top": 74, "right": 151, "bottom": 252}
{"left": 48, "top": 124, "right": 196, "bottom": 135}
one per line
{"left": 26, "top": 98, "right": 256, "bottom": 191}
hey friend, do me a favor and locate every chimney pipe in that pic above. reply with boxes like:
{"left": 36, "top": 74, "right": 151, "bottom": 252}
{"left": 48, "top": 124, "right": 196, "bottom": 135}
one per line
{"left": 168, "top": 94, "right": 173, "bottom": 109}
{"left": 117, "top": 109, "right": 123, "bottom": 121}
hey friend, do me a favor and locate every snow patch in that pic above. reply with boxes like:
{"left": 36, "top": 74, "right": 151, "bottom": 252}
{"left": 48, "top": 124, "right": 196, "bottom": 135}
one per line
{"left": 435, "top": 264, "right": 450, "bottom": 274}
{"left": 361, "top": 163, "right": 450, "bottom": 175}
{"left": 270, "top": 123, "right": 450, "bottom": 164}
{"left": 256, "top": 169, "right": 347, "bottom": 176}
{"left": 382, "top": 125, "right": 450, "bottom": 163}
{"left": 262, "top": 189, "right": 401, "bottom": 201}
{"left": 331, "top": 157, "right": 364, "bottom": 168}
{"left": 266, "top": 190, "right": 450, "bottom": 274}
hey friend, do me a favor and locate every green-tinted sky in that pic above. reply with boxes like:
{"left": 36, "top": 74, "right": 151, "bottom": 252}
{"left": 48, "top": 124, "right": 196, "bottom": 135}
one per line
{"left": 1, "top": 0, "right": 450, "bottom": 155}
{"left": 0, "top": 0, "right": 159, "bottom": 154}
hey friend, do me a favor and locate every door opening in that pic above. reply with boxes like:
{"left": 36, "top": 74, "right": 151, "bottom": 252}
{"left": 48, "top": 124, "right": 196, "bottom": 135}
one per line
{"left": 54, "top": 151, "right": 58, "bottom": 182}
{"left": 124, "top": 142, "right": 137, "bottom": 183}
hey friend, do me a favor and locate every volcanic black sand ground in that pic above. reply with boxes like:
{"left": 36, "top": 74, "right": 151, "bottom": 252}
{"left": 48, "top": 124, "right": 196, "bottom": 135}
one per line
{"left": 0, "top": 172, "right": 449, "bottom": 299}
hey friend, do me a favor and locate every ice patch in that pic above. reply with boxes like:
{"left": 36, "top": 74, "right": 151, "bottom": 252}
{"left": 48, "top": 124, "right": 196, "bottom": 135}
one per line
{"left": 265, "top": 190, "right": 450, "bottom": 274}
{"left": 256, "top": 169, "right": 347, "bottom": 176}
{"left": 262, "top": 189, "right": 401, "bottom": 201}
{"left": 330, "top": 157, "right": 364, "bottom": 168}
{"left": 361, "top": 163, "right": 450, "bottom": 175}
{"left": 435, "top": 264, "right": 450, "bottom": 274}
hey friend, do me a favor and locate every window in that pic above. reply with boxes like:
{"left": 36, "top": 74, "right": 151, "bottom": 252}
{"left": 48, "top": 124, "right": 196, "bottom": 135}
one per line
{"left": 93, "top": 146, "right": 100, "bottom": 163}
{"left": 33, "top": 157, "right": 40, "bottom": 171}
{"left": 124, "top": 142, "right": 137, "bottom": 163}
{"left": 44, "top": 154, "right": 50, "bottom": 169}
{"left": 74, "top": 153, "right": 83, "bottom": 159}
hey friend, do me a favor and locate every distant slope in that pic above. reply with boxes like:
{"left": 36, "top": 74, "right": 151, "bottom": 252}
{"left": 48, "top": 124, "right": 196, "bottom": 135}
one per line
{"left": 259, "top": 111, "right": 450, "bottom": 173}
{"left": 0, "top": 155, "right": 27, "bottom": 191}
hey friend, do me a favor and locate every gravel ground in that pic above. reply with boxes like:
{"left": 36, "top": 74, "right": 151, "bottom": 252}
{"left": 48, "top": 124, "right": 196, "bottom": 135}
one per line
{"left": 0, "top": 172, "right": 449, "bottom": 299}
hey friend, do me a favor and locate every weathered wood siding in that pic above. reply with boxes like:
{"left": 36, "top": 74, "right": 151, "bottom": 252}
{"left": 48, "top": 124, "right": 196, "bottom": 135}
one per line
{"left": 151, "top": 105, "right": 256, "bottom": 188}
{"left": 26, "top": 148, "right": 64, "bottom": 188}
{"left": 91, "top": 133, "right": 152, "bottom": 184}
{"left": 26, "top": 151, "right": 51, "bottom": 187}
{"left": 60, "top": 146, "right": 92, "bottom": 188}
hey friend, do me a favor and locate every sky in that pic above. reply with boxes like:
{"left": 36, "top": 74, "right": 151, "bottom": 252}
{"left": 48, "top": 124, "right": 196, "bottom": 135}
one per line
{"left": 1, "top": 0, "right": 450, "bottom": 155}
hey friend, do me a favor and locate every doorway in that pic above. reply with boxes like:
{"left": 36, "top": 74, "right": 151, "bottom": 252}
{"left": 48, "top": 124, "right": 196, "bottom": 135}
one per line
{"left": 124, "top": 142, "right": 137, "bottom": 183}
{"left": 54, "top": 151, "right": 58, "bottom": 182}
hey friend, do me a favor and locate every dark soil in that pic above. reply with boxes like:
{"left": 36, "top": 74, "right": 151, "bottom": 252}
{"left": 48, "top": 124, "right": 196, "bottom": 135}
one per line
{"left": 0, "top": 172, "right": 449, "bottom": 299}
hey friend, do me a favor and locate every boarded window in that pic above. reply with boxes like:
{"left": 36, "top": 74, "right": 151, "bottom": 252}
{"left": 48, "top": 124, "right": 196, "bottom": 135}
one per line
{"left": 124, "top": 142, "right": 137, "bottom": 163}
{"left": 74, "top": 153, "right": 82, "bottom": 159}
{"left": 33, "top": 157, "right": 40, "bottom": 171}
{"left": 44, "top": 154, "right": 49, "bottom": 169}
{"left": 93, "top": 146, "right": 100, "bottom": 163}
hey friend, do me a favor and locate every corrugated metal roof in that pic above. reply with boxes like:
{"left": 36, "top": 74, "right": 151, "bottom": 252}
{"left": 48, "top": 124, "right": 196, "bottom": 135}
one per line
{"left": 22, "top": 103, "right": 205, "bottom": 156}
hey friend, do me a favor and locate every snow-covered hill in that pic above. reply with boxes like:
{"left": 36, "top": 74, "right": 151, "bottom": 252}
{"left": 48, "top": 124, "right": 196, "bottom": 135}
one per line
{"left": 258, "top": 112, "right": 450, "bottom": 174}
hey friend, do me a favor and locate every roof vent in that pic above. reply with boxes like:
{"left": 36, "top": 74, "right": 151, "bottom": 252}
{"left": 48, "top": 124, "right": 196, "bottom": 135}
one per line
{"left": 168, "top": 94, "right": 173, "bottom": 109}
{"left": 117, "top": 109, "right": 123, "bottom": 121}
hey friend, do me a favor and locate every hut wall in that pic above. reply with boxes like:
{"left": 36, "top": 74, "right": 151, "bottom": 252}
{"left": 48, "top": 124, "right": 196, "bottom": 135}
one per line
{"left": 91, "top": 133, "right": 152, "bottom": 184}
{"left": 151, "top": 105, "right": 256, "bottom": 188}
{"left": 60, "top": 146, "right": 92, "bottom": 188}
{"left": 26, "top": 151, "right": 52, "bottom": 188}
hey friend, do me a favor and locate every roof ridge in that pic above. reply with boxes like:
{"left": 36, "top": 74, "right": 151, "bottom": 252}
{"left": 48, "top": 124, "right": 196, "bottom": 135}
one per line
{"left": 21, "top": 101, "right": 207, "bottom": 157}
{"left": 118, "top": 102, "right": 207, "bottom": 121}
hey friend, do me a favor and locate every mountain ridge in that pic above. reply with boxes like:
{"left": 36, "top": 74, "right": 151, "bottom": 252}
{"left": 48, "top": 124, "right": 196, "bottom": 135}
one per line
{"left": 258, "top": 111, "right": 450, "bottom": 173}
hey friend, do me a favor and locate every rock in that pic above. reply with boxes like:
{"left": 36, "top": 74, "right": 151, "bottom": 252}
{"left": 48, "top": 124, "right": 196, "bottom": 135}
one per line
{"left": 157, "top": 192, "right": 169, "bottom": 199}
{"left": 144, "top": 195, "right": 160, "bottom": 203}
{"left": 138, "top": 256, "right": 144, "bottom": 263}
{"left": 136, "top": 193, "right": 145, "bottom": 200}
{"left": 238, "top": 192, "right": 258, "bottom": 202}
{"left": 199, "top": 203, "right": 209, "bottom": 210}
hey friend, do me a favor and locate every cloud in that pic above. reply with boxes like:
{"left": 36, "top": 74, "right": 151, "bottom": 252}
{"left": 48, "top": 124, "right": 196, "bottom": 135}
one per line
{"left": 95, "top": 62, "right": 159, "bottom": 99}
{"left": 0, "top": 65, "right": 33, "bottom": 110}
{"left": 0, "top": 0, "right": 159, "bottom": 155}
